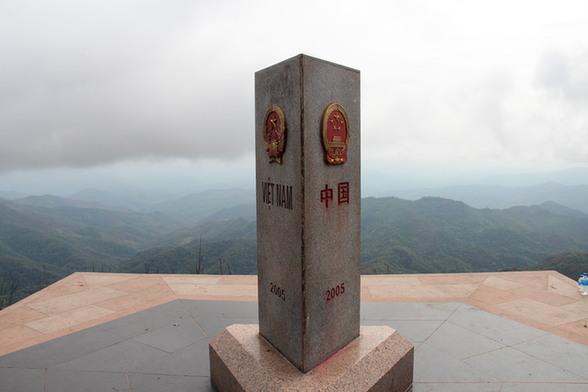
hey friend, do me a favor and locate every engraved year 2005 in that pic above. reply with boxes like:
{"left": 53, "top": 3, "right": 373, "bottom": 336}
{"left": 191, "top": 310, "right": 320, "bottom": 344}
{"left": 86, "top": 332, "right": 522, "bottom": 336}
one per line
{"left": 325, "top": 282, "right": 345, "bottom": 302}
{"left": 270, "top": 282, "right": 286, "bottom": 301}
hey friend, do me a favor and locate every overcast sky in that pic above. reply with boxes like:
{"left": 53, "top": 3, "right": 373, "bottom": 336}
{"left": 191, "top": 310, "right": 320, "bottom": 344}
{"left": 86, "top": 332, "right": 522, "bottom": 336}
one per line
{"left": 1, "top": 0, "right": 588, "bottom": 193}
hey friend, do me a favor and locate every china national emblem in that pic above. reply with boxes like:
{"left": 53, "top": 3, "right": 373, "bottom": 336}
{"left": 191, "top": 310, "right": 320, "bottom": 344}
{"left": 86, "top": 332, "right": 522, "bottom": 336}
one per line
{"left": 322, "top": 103, "right": 349, "bottom": 165}
{"left": 263, "top": 105, "right": 286, "bottom": 163}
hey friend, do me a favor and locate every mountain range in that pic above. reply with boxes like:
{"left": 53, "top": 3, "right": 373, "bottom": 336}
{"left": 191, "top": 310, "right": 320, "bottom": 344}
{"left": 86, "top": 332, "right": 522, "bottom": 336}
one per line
{"left": 1, "top": 187, "right": 588, "bottom": 307}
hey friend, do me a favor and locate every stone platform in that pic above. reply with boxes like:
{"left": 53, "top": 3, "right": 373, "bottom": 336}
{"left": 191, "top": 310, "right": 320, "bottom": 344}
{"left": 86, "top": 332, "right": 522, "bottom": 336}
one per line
{"left": 210, "top": 324, "right": 413, "bottom": 392}
{"left": 1, "top": 271, "right": 588, "bottom": 391}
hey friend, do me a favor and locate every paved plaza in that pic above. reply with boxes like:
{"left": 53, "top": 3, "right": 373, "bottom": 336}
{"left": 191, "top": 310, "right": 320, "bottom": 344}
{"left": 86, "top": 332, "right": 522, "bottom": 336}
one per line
{"left": 1, "top": 271, "right": 587, "bottom": 391}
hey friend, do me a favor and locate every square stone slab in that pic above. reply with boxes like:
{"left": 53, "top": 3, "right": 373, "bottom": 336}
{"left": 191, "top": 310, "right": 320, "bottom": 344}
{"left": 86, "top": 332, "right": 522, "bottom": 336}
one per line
{"left": 209, "top": 324, "right": 413, "bottom": 392}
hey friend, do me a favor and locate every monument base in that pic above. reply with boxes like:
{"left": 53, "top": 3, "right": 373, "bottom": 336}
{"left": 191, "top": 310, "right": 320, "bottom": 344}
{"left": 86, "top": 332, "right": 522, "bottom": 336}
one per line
{"left": 209, "top": 324, "right": 413, "bottom": 392}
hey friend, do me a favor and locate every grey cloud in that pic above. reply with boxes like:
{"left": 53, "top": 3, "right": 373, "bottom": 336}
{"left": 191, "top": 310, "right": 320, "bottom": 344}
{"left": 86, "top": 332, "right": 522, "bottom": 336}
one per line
{"left": 534, "top": 49, "right": 588, "bottom": 101}
{"left": 0, "top": 0, "right": 254, "bottom": 172}
{"left": 469, "top": 71, "right": 514, "bottom": 148}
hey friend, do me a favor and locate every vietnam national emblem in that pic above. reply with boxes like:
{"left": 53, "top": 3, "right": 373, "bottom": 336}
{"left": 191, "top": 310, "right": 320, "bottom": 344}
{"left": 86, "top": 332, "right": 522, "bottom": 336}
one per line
{"left": 263, "top": 105, "right": 286, "bottom": 164}
{"left": 322, "top": 103, "right": 349, "bottom": 165}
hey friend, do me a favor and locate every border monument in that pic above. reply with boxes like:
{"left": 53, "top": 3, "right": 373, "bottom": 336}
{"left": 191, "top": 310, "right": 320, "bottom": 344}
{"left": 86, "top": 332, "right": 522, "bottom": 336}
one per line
{"left": 210, "top": 54, "right": 413, "bottom": 391}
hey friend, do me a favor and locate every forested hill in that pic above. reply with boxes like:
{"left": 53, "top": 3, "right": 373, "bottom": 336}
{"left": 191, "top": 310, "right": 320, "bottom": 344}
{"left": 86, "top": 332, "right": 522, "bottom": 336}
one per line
{"left": 120, "top": 196, "right": 588, "bottom": 277}
{"left": 0, "top": 196, "right": 182, "bottom": 306}
{"left": 2, "top": 194, "right": 588, "bottom": 307}
{"left": 361, "top": 197, "right": 588, "bottom": 274}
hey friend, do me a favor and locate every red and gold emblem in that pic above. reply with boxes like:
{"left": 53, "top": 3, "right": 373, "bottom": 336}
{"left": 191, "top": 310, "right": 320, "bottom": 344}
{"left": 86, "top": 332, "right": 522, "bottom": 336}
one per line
{"left": 322, "top": 103, "right": 350, "bottom": 165}
{"left": 263, "top": 105, "right": 286, "bottom": 163}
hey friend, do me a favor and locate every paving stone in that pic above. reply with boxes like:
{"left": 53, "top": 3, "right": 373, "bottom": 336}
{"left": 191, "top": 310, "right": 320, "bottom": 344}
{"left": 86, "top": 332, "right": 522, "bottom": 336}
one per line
{"left": 360, "top": 319, "right": 444, "bottom": 344}
{"left": 1, "top": 300, "right": 587, "bottom": 391}
{"left": 45, "top": 369, "right": 130, "bottom": 392}
{"left": 414, "top": 342, "right": 499, "bottom": 383}
{"left": 53, "top": 339, "right": 169, "bottom": 372}
{"left": 425, "top": 321, "right": 505, "bottom": 359}
{"left": 411, "top": 382, "right": 504, "bottom": 392}
{"left": 500, "top": 383, "right": 588, "bottom": 391}
{"left": 132, "top": 338, "right": 210, "bottom": 377}
{"left": 0, "top": 367, "right": 45, "bottom": 392}
{"left": 465, "top": 346, "right": 586, "bottom": 383}
{"left": 448, "top": 303, "right": 547, "bottom": 345}
{"left": 131, "top": 318, "right": 208, "bottom": 353}
{"left": 361, "top": 302, "right": 460, "bottom": 321}
{"left": 128, "top": 374, "right": 213, "bottom": 392}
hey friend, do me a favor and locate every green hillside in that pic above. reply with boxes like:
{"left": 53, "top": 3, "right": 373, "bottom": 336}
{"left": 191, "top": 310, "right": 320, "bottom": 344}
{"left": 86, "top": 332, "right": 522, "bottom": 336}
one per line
{"left": 0, "top": 198, "right": 181, "bottom": 306}
{"left": 528, "top": 252, "right": 588, "bottom": 279}
{"left": 361, "top": 197, "right": 588, "bottom": 274}
{"left": 3, "top": 194, "right": 588, "bottom": 307}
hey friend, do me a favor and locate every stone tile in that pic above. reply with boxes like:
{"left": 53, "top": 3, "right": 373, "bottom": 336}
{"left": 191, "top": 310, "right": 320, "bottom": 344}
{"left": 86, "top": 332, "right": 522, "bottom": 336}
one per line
{"left": 96, "top": 300, "right": 192, "bottom": 341}
{"left": 468, "top": 284, "right": 521, "bottom": 306}
{"left": 97, "top": 284, "right": 173, "bottom": 313}
{"left": 496, "top": 298, "right": 585, "bottom": 326}
{"left": 361, "top": 302, "right": 460, "bottom": 321}
{"left": 0, "top": 324, "right": 133, "bottom": 369}
{"left": 547, "top": 274, "right": 581, "bottom": 299}
{"left": 170, "top": 283, "right": 257, "bottom": 297}
{"left": 106, "top": 275, "right": 171, "bottom": 293}
{"left": 0, "top": 325, "right": 43, "bottom": 355}
{"left": 196, "top": 317, "right": 258, "bottom": 339}
{"left": 448, "top": 304, "right": 547, "bottom": 346}
{"left": 162, "top": 275, "right": 220, "bottom": 286}
{"left": 465, "top": 346, "right": 586, "bottom": 382}
{"left": 0, "top": 367, "right": 45, "bottom": 392}
{"left": 425, "top": 321, "right": 505, "bottom": 359}
{"left": 81, "top": 273, "right": 137, "bottom": 289}
{"left": 180, "top": 299, "right": 258, "bottom": 320}
{"left": 417, "top": 273, "right": 488, "bottom": 285}
{"left": 512, "top": 333, "right": 588, "bottom": 380}
{"left": 27, "top": 273, "right": 88, "bottom": 300}
{"left": 496, "top": 272, "right": 549, "bottom": 288}
{"left": 368, "top": 280, "right": 477, "bottom": 299}
{"left": 27, "top": 287, "right": 124, "bottom": 315}
{"left": 412, "top": 383, "right": 504, "bottom": 392}
{"left": 0, "top": 306, "right": 47, "bottom": 329}
{"left": 510, "top": 284, "right": 579, "bottom": 306}
{"left": 132, "top": 318, "right": 208, "bottom": 353}
{"left": 45, "top": 369, "right": 130, "bottom": 392}
{"left": 362, "top": 276, "right": 421, "bottom": 289}
{"left": 500, "top": 383, "right": 588, "bottom": 391}
{"left": 561, "top": 299, "right": 588, "bottom": 317}
{"left": 414, "top": 342, "right": 499, "bottom": 383}
{"left": 24, "top": 305, "right": 115, "bottom": 334}
{"left": 127, "top": 374, "right": 213, "bottom": 392}
{"left": 483, "top": 275, "right": 524, "bottom": 290}
{"left": 558, "top": 318, "right": 588, "bottom": 345}
{"left": 54, "top": 339, "right": 169, "bottom": 372}
{"left": 423, "top": 284, "right": 478, "bottom": 298}
{"left": 360, "top": 319, "right": 443, "bottom": 344}
{"left": 131, "top": 338, "right": 210, "bottom": 377}
{"left": 217, "top": 275, "right": 257, "bottom": 285}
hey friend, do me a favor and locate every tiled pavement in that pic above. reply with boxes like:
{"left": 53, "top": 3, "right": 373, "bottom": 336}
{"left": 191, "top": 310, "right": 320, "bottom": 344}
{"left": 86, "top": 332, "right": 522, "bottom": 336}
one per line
{"left": 0, "top": 271, "right": 587, "bottom": 391}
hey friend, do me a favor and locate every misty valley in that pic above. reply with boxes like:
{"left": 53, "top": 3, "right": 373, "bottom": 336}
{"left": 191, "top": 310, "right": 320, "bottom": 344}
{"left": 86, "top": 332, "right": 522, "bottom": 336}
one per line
{"left": 1, "top": 187, "right": 588, "bottom": 308}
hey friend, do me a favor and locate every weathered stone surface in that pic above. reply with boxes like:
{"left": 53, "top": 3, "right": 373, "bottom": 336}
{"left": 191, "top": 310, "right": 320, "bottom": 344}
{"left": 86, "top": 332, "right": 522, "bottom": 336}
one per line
{"left": 255, "top": 54, "right": 361, "bottom": 372}
{"left": 209, "top": 324, "right": 414, "bottom": 392}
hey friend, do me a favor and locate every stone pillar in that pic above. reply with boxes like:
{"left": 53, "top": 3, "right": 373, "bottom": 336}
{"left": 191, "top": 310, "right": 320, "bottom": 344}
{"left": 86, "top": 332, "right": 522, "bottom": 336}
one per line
{"left": 255, "top": 54, "right": 360, "bottom": 372}
{"left": 209, "top": 55, "right": 413, "bottom": 392}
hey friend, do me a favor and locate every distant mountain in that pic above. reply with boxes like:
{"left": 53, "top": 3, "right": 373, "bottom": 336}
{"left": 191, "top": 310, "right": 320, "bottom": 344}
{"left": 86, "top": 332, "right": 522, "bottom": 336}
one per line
{"left": 361, "top": 197, "right": 588, "bottom": 274}
{"left": 121, "top": 238, "right": 256, "bottom": 275}
{"left": 388, "top": 182, "right": 588, "bottom": 214}
{"left": 144, "top": 188, "right": 255, "bottom": 225}
{"left": 0, "top": 190, "right": 28, "bottom": 200}
{"left": 3, "top": 191, "right": 588, "bottom": 306}
{"left": 124, "top": 197, "right": 588, "bottom": 277}
{"left": 69, "top": 188, "right": 179, "bottom": 211}
{"left": 0, "top": 197, "right": 183, "bottom": 305}
{"left": 527, "top": 252, "right": 588, "bottom": 280}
